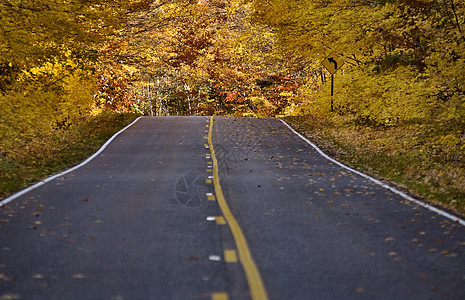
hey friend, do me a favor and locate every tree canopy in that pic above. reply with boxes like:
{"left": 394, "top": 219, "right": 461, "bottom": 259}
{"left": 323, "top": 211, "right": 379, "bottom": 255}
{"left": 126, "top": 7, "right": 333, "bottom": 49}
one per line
{"left": 1, "top": 0, "right": 465, "bottom": 181}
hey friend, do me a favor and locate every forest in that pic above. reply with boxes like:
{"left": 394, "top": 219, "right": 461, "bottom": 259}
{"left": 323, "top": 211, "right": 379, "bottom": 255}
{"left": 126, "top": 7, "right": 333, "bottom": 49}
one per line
{"left": 1, "top": 0, "right": 465, "bottom": 213}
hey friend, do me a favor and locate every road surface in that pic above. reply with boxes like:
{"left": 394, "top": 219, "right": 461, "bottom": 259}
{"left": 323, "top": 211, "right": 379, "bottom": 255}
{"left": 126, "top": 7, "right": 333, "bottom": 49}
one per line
{"left": 0, "top": 116, "right": 464, "bottom": 299}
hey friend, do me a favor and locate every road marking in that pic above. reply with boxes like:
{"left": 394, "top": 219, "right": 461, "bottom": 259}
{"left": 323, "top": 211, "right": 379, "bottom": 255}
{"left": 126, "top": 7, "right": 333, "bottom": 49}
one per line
{"left": 209, "top": 255, "right": 221, "bottom": 261}
{"left": 224, "top": 250, "right": 238, "bottom": 263}
{"left": 280, "top": 119, "right": 465, "bottom": 227}
{"left": 216, "top": 216, "right": 226, "bottom": 225}
{"left": 206, "top": 215, "right": 226, "bottom": 224}
{"left": 208, "top": 116, "right": 268, "bottom": 300}
{"left": 0, "top": 117, "right": 143, "bottom": 207}
{"left": 212, "top": 293, "right": 228, "bottom": 300}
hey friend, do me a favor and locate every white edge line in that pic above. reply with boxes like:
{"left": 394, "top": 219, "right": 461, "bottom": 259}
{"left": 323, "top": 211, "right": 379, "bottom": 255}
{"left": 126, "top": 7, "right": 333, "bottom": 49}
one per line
{"left": 0, "top": 116, "right": 143, "bottom": 207}
{"left": 280, "top": 119, "right": 465, "bottom": 227}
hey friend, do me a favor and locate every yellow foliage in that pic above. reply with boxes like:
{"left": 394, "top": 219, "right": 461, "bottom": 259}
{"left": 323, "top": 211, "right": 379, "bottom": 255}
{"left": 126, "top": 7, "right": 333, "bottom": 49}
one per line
{"left": 0, "top": 61, "right": 96, "bottom": 160}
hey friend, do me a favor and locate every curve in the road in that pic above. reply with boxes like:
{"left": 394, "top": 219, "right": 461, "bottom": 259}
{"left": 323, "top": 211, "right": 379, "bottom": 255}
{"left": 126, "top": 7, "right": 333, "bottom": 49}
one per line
{"left": 209, "top": 116, "right": 269, "bottom": 300}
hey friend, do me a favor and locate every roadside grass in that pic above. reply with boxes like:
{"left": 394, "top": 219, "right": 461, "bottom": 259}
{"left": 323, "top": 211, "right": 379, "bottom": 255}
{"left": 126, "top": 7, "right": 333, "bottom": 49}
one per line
{"left": 284, "top": 115, "right": 465, "bottom": 218}
{"left": 0, "top": 112, "right": 140, "bottom": 200}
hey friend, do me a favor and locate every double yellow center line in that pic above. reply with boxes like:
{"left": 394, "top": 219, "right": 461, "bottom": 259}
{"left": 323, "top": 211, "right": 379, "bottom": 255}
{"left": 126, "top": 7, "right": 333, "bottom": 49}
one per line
{"left": 207, "top": 116, "right": 268, "bottom": 300}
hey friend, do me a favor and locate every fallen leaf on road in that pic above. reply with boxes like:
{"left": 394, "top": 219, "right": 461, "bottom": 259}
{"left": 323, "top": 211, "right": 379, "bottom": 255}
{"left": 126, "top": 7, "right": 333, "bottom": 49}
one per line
{"left": 0, "top": 273, "right": 14, "bottom": 282}
{"left": 0, "top": 294, "right": 20, "bottom": 300}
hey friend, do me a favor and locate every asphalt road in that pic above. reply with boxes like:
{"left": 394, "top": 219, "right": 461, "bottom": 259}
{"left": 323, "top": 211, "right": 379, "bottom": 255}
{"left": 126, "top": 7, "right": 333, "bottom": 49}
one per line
{"left": 1, "top": 116, "right": 464, "bottom": 299}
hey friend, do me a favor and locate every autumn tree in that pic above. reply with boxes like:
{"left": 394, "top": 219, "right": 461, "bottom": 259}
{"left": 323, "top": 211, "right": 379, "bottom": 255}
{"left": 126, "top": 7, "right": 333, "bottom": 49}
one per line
{"left": 248, "top": 0, "right": 465, "bottom": 193}
{"left": 99, "top": 0, "right": 302, "bottom": 116}
{"left": 250, "top": 0, "right": 465, "bottom": 125}
{"left": 0, "top": 0, "right": 137, "bottom": 159}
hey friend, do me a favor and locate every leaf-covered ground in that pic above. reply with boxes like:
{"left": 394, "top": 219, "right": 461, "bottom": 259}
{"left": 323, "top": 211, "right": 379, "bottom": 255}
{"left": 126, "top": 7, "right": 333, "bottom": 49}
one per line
{"left": 285, "top": 116, "right": 465, "bottom": 218}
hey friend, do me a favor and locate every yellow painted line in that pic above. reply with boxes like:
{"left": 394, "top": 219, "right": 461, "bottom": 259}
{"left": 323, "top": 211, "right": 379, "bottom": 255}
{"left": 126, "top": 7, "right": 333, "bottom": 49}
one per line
{"left": 205, "top": 179, "right": 212, "bottom": 184}
{"left": 207, "top": 194, "right": 216, "bottom": 201}
{"left": 215, "top": 216, "right": 226, "bottom": 225}
{"left": 206, "top": 169, "right": 212, "bottom": 173}
{"left": 224, "top": 249, "right": 238, "bottom": 263}
{"left": 208, "top": 116, "right": 268, "bottom": 300}
{"left": 212, "top": 293, "right": 228, "bottom": 300}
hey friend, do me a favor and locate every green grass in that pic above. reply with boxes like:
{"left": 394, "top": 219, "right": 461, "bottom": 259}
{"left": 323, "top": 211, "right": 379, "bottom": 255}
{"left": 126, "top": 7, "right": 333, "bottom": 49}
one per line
{"left": 284, "top": 115, "right": 465, "bottom": 218}
{"left": 0, "top": 112, "right": 140, "bottom": 200}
